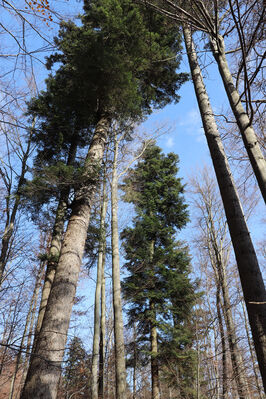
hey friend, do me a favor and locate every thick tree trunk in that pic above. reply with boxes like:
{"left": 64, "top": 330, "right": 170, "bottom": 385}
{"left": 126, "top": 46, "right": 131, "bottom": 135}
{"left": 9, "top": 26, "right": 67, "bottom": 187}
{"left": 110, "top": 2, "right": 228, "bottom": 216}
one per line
{"left": 150, "top": 301, "right": 160, "bottom": 399}
{"left": 111, "top": 134, "right": 126, "bottom": 399}
{"left": 183, "top": 25, "right": 266, "bottom": 391}
{"left": 210, "top": 35, "right": 266, "bottom": 203}
{"left": 20, "top": 115, "right": 110, "bottom": 399}
{"left": 92, "top": 178, "right": 108, "bottom": 399}
{"left": 33, "top": 140, "right": 78, "bottom": 350}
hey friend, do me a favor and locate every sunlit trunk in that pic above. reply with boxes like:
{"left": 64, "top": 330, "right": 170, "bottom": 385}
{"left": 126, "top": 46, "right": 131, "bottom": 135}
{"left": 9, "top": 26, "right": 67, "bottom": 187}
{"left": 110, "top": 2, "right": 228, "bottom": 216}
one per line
{"left": 111, "top": 133, "right": 126, "bottom": 399}
{"left": 20, "top": 115, "right": 110, "bottom": 399}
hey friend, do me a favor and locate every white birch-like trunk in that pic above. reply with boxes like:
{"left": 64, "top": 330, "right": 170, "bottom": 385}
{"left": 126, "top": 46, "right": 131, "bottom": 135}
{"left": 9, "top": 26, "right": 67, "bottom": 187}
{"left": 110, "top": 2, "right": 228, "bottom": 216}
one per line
{"left": 111, "top": 133, "right": 126, "bottom": 399}
{"left": 183, "top": 25, "right": 266, "bottom": 391}
{"left": 20, "top": 115, "right": 110, "bottom": 399}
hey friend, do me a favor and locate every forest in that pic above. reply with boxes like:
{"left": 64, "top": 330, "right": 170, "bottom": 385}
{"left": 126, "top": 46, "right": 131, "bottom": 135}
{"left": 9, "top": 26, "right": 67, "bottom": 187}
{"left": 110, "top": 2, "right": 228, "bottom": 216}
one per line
{"left": 0, "top": 0, "right": 265, "bottom": 398}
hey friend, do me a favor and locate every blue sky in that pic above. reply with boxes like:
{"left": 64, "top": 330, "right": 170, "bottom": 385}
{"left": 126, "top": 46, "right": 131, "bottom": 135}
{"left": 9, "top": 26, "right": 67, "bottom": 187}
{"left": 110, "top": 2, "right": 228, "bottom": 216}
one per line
{"left": 1, "top": 0, "right": 264, "bottom": 347}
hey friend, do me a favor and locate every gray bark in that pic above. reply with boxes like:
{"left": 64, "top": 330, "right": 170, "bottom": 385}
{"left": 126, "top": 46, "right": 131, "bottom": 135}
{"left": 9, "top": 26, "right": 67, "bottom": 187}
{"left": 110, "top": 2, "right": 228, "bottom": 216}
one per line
{"left": 91, "top": 178, "right": 108, "bottom": 399}
{"left": 210, "top": 35, "right": 266, "bottom": 204}
{"left": 111, "top": 134, "right": 126, "bottom": 399}
{"left": 20, "top": 115, "right": 110, "bottom": 399}
{"left": 183, "top": 25, "right": 266, "bottom": 391}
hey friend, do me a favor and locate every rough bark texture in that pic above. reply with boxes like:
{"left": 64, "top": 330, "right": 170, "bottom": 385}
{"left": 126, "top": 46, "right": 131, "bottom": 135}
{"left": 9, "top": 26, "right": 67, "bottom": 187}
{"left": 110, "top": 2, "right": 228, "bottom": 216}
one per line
{"left": 20, "top": 115, "right": 110, "bottom": 399}
{"left": 183, "top": 25, "right": 266, "bottom": 392}
{"left": 211, "top": 35, "right": 266, "bottom": 204}
{"left": 91, "top": 179, "right": 108, "bottom": 399}
{"left": 111, "top": 135, "right": 126, "bottom": 399}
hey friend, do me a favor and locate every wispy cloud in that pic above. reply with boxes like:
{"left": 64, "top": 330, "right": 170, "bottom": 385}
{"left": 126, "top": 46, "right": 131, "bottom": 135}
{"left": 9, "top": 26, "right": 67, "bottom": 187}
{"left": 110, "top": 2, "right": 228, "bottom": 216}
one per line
{"left": 165, "top": 136, "right": 174, "bottom": 148}
{"left": 177, "top": 108, "right": 204, "bottom": 142}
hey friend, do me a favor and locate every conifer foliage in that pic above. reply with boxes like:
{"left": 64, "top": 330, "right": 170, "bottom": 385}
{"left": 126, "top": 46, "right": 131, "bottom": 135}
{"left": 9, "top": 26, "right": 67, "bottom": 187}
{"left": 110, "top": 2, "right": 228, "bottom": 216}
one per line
{"left": 121, "top": 144, "right": 197, "bottom": 397}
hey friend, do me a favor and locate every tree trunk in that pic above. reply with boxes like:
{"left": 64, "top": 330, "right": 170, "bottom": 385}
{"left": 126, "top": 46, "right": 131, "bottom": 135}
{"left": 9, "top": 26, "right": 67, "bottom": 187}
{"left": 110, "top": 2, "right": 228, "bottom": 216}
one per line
{"left": 8, "top": 263, "right": 43, "bottom": 399}
{"left": 21, "top": 265, "right": 44, "bottom": 388}
{"left": 241, "top": 299, "right": 264, "bottom": 399}
{"left": 210, "top": 35, "right": 266, "bottom": 204}
{"left": 183, "top": 25, "right": 266, "bottom": 391}
{"left": 92, "top": 178, "right": 108, "bottom": 399}
{"left": 205, "top": 205, "right": 250, "bottom": 398}
{"left": 216, "top": 287, "right": 228, "bottom": 399}
{"left": 132, "top": 323, "right": 137, "bottom": 399}
{"left": 99, "top": 247, "right": 106, "bottom": 399}
{"left": 150, "top": 301, "right": 160, "bottom": 399}
{"left": 32, "top": 140, "right": 78, "bottom": 351}
{"left": 111, "top": 133, "right": 126, "bottom": 399}
{"left": 219, "top": 260, "right": 250, "bottom": 399}
{"left": 20, "top": 115, "right": 111, "bottom": 399}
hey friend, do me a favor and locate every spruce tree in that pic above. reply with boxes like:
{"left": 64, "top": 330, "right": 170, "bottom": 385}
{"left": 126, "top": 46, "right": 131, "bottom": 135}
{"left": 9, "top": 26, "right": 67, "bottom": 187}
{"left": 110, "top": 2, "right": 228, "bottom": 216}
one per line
{"left": 21, "top": 2, "right": 188, "bottom": 397}
{"left": 121, "top": 144, "right": 197, "bottom": 398}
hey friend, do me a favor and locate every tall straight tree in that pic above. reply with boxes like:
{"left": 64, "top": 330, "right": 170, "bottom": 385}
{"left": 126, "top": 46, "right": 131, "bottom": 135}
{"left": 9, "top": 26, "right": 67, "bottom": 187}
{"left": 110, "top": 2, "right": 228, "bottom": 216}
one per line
{"left": 91, "top": 173, "right": 108, "bottom": 399}
{"left": 121, "top": 144, "right": 197, "bottom": 399}
{"left": 182, "top": 25, "right": 266, "bottom": 390}
{"left": 21, "top": 1, "right": 187, "bottom": 398}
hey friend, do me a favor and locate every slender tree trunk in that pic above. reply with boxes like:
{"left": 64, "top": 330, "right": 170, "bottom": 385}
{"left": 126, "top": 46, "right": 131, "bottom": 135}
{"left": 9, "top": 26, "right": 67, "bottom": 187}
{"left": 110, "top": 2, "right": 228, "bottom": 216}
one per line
{"left": 219, "top": 261, "right": 250, "bottom": 399}
{"left": 183, "top": 25, "right": 266, "bottom": 391}
{"left": 210, "top": 35, "right": 266, "bottom": 203}
{"left": 92, "top": 178, "right": 108, "bottom": 399}
{"left": 111, "top": 133, "right": 126, "bottom": 399}
{"left": 205, "top": 208, "right": 250, "bottom": 398}
{"left": 8, "top": 264, "right": 43, "bottom": 399}
{"left": 150, "top": 301, "right": 160, "bottom": 399}
{"left": 132, "top": 323, "right": 137, "bottom": 399}
{"left": 195, "top": 314, "right": 200, "bottom": 399}
{"left": 241, "top": 299, "right": 264, "bottom": 399}
{"left": 99, "top": 248, "right": 106, "bottom": 399}
{"left": 20, "top": 266, "right": 43, "bottom": 388}
{"left": 32, "top": 140, "right": 78, "bottom": 352}
{"left": 20, "top": 115, "right": 111, "bottom": 399}
{"left": 216, "top": 287, "right": 228, "bottom": 399}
